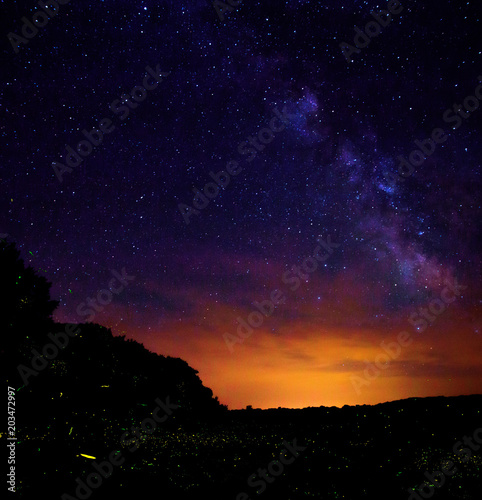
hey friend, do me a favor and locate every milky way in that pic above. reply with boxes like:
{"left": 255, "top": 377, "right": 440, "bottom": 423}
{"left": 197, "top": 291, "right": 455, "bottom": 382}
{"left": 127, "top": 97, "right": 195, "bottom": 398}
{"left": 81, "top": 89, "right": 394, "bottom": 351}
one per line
{"left": 2, "top": 0, "right": 481, "bottom": 408}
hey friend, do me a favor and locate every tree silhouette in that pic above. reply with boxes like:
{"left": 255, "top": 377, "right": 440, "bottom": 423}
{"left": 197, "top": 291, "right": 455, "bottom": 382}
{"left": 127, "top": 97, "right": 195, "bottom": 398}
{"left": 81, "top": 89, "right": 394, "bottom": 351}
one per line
{"left": 1, "top": 239, "right": 58, "bottom": 357}
{"left": 1, "top": 238, "right": 226, "bottom": 440}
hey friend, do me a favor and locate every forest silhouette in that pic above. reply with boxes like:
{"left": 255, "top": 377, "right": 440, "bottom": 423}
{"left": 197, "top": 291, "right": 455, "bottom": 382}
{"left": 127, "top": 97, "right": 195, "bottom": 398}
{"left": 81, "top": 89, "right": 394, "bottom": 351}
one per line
{"left": 1, "top": 239, "right": 481, "bottom": 500}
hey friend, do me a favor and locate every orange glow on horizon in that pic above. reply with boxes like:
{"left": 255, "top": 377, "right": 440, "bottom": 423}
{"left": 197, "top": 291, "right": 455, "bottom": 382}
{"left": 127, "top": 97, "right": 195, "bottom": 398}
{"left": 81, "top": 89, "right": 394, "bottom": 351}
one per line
{"left": 126, "top": 305, "right": 482, "bottom": 410}
{"left": 54, "top": 283, "right": 482, "bottom": 410}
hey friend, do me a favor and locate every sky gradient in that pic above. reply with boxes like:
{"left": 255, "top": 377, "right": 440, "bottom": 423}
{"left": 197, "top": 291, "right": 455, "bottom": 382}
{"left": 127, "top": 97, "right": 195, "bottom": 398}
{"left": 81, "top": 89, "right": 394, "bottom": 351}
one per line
{"left": 2, "top": 0, "right": 481, "bottom": 408}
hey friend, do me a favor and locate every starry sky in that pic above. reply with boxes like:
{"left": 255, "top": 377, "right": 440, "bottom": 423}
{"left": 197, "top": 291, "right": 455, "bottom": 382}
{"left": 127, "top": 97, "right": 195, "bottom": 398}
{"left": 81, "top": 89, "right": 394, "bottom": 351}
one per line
{"left": 1, "top": 0, "right": 481, "bottom": 409}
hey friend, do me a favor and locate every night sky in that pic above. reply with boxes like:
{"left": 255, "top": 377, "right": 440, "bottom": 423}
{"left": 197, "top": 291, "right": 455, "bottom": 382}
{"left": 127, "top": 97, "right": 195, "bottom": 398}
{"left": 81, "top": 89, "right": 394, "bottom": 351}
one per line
{"left": 2, "top": 0, "right": 481, "bottom": 409}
